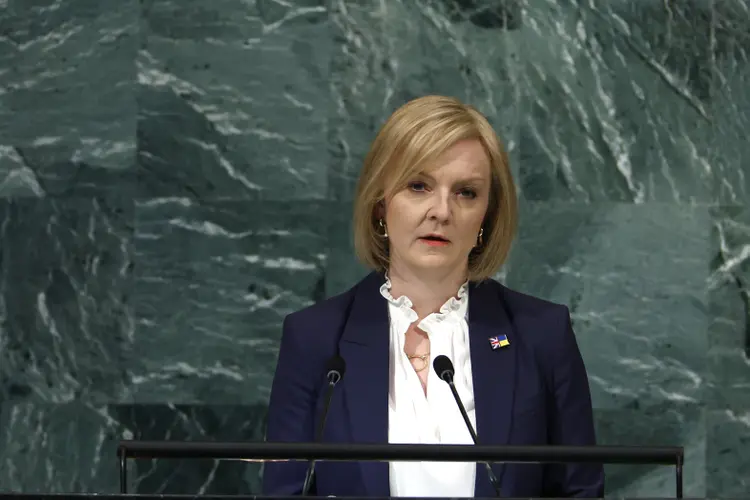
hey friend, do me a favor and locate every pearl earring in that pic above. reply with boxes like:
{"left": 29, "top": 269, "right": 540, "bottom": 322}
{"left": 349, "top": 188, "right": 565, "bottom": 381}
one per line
{"left": 379, "top": 219, "right": 388, "bottom": 238}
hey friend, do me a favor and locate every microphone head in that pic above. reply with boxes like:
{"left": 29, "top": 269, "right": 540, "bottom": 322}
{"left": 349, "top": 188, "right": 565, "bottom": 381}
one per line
{"left": 432, "top": 355, "right": 454, "bottom": 383}
{"left": 325, "top": 354, "right": 346, "bottom": 384}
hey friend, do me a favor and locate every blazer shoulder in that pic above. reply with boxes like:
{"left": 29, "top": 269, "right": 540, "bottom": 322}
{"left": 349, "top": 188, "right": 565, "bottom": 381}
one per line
{"left": 484, "top": 279, "right": 569, "bottom": 320}
{"left": 482, "top": 279, "right": 572, "bottom": 347}
{"left": 488, "top": 281, "right": 587, "bottom": 386}
{"left": 283, "top": 278, "right": 360, "bottom": 340}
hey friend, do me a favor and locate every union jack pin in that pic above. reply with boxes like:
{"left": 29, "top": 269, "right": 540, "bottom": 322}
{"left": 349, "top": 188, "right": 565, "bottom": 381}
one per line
{"left": 489, "top": 335, "right": 510, "bottom": 350}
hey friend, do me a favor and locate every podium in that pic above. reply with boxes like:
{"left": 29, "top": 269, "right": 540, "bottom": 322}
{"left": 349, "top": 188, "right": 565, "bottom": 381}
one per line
{"left": 4, "top": 495, "right": 646, "bottom": 499}
{"left": 109, "top": 440, "right": 684, "bottom": 498}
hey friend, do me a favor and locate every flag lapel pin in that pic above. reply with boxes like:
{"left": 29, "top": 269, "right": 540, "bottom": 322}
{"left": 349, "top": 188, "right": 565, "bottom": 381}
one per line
{"left": 489, "top": 335, "right": 510, "bottom": 350}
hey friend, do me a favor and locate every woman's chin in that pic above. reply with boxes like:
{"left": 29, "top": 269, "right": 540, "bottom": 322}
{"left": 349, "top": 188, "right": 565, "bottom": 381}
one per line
{"left": 407, "top": 254, "right": 464, "bottom": 273}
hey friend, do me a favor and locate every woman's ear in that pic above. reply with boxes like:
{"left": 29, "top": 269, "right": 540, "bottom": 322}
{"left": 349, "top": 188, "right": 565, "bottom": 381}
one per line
{"left": 375, "top": 200, "right": 385, "bottom": 220}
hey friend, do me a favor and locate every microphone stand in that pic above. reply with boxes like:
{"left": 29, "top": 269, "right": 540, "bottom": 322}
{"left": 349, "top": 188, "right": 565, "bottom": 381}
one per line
{"left": 435, "top": 356, "right": 503, "bottom": 497}
{"left": 301, "top": 368, "right": 342, "bottom": 496}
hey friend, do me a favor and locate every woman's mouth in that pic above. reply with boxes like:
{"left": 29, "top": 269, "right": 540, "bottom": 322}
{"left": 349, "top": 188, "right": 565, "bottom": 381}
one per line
{"left": 419, "top": 235, "right": 450, "bottom": 246}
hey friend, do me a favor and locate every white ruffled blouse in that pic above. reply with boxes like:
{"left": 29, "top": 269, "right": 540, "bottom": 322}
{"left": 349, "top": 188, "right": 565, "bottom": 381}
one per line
{"left": 380, "top": 276, "right": 477, "bottom": 497}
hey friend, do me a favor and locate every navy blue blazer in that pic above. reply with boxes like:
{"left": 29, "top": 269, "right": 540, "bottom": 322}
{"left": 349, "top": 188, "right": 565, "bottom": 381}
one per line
{"left": 262, "top": 271, "right": 604, "bottom": 498}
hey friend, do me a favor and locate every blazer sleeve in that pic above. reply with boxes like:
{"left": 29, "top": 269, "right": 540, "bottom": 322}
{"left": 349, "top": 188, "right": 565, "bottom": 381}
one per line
{"left": 262, "top": 312, "right": 320, "bottom": 496}
{"left": 542, "top": 306, "right": 605, "bottom": 498}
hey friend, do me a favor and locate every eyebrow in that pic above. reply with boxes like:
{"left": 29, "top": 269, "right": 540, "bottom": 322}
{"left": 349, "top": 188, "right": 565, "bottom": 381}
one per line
{"left": 416, "top": 172, "right": 488, "bottom": 185}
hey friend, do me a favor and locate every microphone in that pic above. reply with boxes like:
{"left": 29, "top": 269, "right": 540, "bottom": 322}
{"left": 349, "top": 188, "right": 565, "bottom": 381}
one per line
{"left": 433, "top": 354, "right": 502, "bottom": 497}
{"left": 300, "top": 354, "right": 346, "bottom": 496}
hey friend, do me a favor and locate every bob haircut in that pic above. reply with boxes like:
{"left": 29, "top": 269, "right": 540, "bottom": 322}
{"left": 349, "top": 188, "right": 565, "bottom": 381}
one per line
{"left": 352, "top": 95, "right": 518, "bottom": 283}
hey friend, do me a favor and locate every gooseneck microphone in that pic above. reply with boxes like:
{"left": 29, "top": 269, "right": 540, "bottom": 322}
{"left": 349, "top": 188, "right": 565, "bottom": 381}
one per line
{"left": 300, "top": 355, "right": 346, "bottom": 496}
{"left": 433, "top": 354, "right": 503, "bottom": 497}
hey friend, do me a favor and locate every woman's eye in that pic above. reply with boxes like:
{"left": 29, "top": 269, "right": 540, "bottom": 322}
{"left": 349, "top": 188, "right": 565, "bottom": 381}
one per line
{"left": 408, "top": 181, "right": 427, "bottom": 192}
{"left": 459, "top": 188, "right": 477, "bottom": 199}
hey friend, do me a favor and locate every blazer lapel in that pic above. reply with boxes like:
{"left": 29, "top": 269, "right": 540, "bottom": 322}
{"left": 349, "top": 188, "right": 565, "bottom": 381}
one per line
{"left": 468, "top": 280, "right": 518, "bottom": 497}
{"left": 338, "top": 272, "right": 390, "bottom": 497}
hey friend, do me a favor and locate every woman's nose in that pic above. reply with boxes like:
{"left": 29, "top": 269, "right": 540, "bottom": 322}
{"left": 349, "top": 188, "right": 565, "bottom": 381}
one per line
{"left": 428, "top": 193, "right": 451, "bottom": 221}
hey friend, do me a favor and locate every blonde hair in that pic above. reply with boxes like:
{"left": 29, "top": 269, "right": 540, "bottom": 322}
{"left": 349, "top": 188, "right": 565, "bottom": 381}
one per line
{"left": 352, "top": 95, "right": 518, "bottom": 282}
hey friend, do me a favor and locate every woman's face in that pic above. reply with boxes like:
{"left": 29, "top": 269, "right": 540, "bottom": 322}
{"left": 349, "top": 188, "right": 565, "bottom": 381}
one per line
{"left": 383, "top": 139, "right": 491, "bottom": 280}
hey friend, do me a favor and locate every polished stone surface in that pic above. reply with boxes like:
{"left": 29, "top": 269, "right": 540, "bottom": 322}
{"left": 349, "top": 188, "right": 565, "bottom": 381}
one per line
{"left": 518, "top": 0, "right": 716, "bottom": 203}
{"left": 328, "top": 0, "right": 521, "bottom": 201}
{"left": 506, "top": 202, "right": 710, "bottom": 412}
{"left": 0, "top": 0, "right": 748, "bottom": 497}
{"left": 130, "top": 199, "right": 327, "bottom": 404}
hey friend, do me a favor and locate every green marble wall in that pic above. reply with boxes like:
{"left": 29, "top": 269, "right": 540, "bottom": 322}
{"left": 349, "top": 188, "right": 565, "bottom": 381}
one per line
{"left": 0, "top": 0, "right": 747, "bottom": 497}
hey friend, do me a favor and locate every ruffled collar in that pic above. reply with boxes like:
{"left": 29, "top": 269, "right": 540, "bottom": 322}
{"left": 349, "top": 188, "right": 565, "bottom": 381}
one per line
{"left": 379, "top": 273, "right": 469, "bottom": 324}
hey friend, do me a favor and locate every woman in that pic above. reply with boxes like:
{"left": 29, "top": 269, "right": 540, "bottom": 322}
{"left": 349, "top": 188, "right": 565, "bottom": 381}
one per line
{"left": 262, "top": 95, "right": 604, "bottom": 497}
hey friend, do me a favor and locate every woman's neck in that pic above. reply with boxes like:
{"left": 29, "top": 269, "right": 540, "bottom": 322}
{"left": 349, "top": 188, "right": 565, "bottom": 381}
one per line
{"left": 387, "top": 266, "right": 468, "bottom": 320}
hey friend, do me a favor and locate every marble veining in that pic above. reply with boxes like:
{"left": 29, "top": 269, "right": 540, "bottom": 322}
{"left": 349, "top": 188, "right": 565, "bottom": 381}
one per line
{"left": 0, "top": 0, "right": 748, "bottom": 496}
